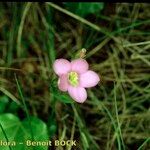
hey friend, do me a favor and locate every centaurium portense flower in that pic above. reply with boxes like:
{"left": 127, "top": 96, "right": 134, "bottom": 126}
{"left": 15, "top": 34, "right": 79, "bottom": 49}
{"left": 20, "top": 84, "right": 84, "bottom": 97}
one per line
{"left": 53, "top": 58, "right": 100, "bottom": 103}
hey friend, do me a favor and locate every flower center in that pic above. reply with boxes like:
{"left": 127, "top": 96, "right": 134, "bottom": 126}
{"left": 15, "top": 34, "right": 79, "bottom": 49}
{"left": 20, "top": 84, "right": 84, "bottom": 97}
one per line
{"left": 68, "top": 71, "right": 79, "bottom": 87}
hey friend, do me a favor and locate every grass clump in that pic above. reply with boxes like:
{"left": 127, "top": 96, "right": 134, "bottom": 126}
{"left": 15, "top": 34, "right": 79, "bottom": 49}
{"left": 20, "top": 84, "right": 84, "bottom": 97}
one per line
{"left": 0, "top": 2, "right": 150, "bottom": 150}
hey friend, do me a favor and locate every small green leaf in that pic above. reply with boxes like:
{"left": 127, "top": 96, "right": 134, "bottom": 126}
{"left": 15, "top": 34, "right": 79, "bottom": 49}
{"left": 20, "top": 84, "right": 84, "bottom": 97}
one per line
{"left": 64, "top": 2, "right": 104, "bottom": 17}
{"left": 0, "top": 95, "right": 9, "bottom": 113}
{"left": 7, "top": 101, "right": 20, "bottom": 113}
{"left": 54, "top": 93, "right": 74, "bottom": 104}
{"left": 0, "top": 113, "right": 49, "bottom": 150}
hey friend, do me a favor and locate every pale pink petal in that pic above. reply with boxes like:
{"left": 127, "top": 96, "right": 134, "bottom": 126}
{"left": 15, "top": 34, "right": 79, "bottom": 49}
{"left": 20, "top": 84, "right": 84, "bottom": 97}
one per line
{"left": 53, "top": 59, "right": 71, "bottom": 76}
{"left": 68, "top": 86, "right": 87, "bottom": 103}
{"left": 71, "top": 59, "right": 89, "bottom": 74}
{"left": 58, "top": 75, "right": 68, "bottom": 92}
{"left": 80, "top": 70, "right": 100, "bottom": 88}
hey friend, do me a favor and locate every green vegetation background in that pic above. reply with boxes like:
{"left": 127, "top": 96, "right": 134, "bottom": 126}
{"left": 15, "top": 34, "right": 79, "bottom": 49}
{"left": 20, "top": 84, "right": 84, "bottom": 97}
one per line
{"left": 0, "top": 2, "right": 150, "bottom": 150}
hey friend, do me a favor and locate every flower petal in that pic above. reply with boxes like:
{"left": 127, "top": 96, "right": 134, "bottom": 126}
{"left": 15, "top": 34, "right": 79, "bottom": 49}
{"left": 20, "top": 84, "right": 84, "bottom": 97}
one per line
{"left": 58, "top": 75, "right": 68, "bottom": 92}
{"left": 71, "top": 59, "right": 89, "bottom": 74}
{"left": 80, "top": 70, "right": 100, "bottom": 88}
{"left": 53, "top": 59, "right": 71, "bottom": 76}
{"left": 68, "top": 86, "right": 87, "bottom": 103}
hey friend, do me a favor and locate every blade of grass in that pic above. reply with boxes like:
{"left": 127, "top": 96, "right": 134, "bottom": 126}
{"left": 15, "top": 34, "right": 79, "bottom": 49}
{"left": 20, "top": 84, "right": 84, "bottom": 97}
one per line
{"left": 0, "top": 87, "right": 21, "bottom": 106}
{"left": 137, "top": 137, "right": 150, "bottom": 150}
{"left": 7, "top": 3, "right": 18, "bottom": 66}
{"left": 72, "top": 103, "right": 99, "bottom": 150}
{"left": 67, "top": 116, "right": 76, "bottom": 150}
{"left": 46, "top": 2, "right": 150, "bottom": 40}
{"left": 45, "top": 5, "right": 56, "bottom": 65}
{"left": 114, "top": 82, "right": 125, "bottom": 150}
{"left": 0, "top": 123, "right": 12, "bottom": 150}
{"left": 123, "top": 41, "right": 150, "bottom": 47}
{"left": 14, "top": 74, "right": 35, "bottom": 146}
{"left": 86, "top": 37, "right": 110, "bottom": 58}
{"left": 46, "top": 2, "right": 108, "bottom": 35}
{"left": 89, "top": 91, "right": 122, "bottom": 150}
{"left": 17, "top": 2, "right": 32, "bottom": 57}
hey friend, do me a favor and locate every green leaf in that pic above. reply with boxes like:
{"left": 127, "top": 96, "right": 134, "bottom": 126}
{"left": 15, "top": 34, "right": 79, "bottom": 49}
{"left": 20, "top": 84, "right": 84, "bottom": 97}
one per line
{"left": 0, "top": 96, "right": 9, "bottom": 113}
{"left": 7, "top": 101, "right": 20, "bottom": 113}
{"left": 51, "top": 80, "right": 74, "bottom": 104}
{"left": 0, "top": 114, "right": 49, "bottom": 150}
{"left": 64, "top": 2, "right": 104, "bottom": 17}
{"left": 54, "top": 93, "right": 74, "bottom": 104}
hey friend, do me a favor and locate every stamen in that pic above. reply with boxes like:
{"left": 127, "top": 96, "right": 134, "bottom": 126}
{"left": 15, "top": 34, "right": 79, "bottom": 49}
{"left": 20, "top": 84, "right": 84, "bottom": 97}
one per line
{"left": 68, "top": 71, "right": 79, "bottom": 87}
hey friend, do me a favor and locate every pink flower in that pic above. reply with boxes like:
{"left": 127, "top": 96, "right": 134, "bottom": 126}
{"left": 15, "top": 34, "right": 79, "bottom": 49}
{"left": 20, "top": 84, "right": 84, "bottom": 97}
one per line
{"left": 53, "top": 58, "right": 100, "bottom": 103}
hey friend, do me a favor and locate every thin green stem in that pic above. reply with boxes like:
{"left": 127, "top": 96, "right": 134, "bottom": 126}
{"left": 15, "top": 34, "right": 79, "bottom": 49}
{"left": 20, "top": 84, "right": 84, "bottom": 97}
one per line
{"left": 114, "top": 83, "right": 125, "bottom": 150}
{"left": 14, "top": 74, "right": 35, "bottom": 146}
{"left": 0, "top": 123, "right": 12, "bottom": 150}
{"left": 89, "top": 91, "right": 122, "bottom": 150}
{"left": 137, "top": 137, "right": 150, "bottom": 150}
